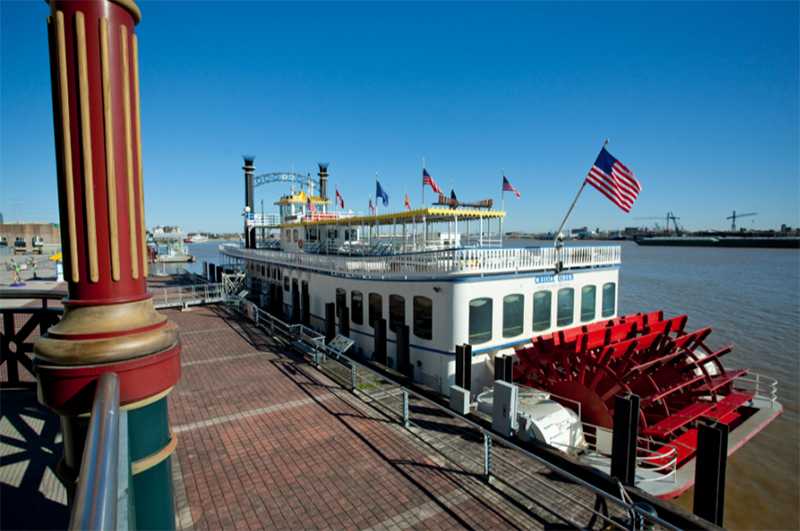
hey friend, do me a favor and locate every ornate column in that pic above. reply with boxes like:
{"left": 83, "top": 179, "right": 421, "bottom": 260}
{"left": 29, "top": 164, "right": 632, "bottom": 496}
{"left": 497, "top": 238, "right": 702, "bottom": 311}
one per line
{"left": 34, "top": 1, "right": 181, "bottom": 528}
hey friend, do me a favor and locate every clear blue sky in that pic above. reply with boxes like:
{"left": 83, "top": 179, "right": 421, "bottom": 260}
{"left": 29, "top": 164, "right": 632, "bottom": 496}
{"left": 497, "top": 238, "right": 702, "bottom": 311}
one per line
{"left": 2, "top": 1, "right": 798, "bottom": 234}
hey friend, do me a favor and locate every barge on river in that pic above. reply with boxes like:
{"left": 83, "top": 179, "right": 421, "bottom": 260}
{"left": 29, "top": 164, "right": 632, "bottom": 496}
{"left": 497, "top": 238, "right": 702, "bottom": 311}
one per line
{"left": 220, "top": 176, "right": 781, "bottom": 500}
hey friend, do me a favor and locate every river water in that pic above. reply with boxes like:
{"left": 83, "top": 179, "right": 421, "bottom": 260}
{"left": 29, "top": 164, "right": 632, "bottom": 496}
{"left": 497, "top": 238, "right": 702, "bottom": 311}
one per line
{"left": 176, "top": 239, "right": 799, "bottom": 529}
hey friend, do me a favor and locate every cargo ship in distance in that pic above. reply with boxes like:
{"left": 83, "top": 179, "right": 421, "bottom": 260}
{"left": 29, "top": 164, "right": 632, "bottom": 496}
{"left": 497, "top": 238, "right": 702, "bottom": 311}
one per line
{"left": 634, "top": 235, "right": 800, "bottom": 248}
{"left": 220, "top": 163, "right": 782, "bottom": 500}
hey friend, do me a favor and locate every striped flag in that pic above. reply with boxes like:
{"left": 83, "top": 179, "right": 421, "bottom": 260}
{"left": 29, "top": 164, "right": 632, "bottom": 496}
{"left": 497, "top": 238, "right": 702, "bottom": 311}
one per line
{"left": 306, "top": 197, "right": 317, "bottom": 215}
{"left": 405, "top": 194, "right": 411, "bottom": 211}
{"left": 423, "top": 168, "right": 443, "bottom": 194}
{"left": 502, "top": 176, "right": 520, "bottom": 198}
{"left": 369, "top": 198, "right": 375, "bottom": 215}
{"left": 586, "top": 148, "right": 641, "bottom": 213}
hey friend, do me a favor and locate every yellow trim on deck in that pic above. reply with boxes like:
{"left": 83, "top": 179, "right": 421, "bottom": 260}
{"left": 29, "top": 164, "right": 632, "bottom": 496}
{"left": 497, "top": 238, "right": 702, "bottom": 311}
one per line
{"left": 274, "top": 191, "right": 331, "bottom": 205}
{"left": 277, "top": 206, "right": 505, "bottom": 229}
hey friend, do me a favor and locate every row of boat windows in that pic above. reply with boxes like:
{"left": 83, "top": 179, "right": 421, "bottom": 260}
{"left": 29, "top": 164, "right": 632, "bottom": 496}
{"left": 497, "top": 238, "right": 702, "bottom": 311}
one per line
{"left": 284, "top": 228, "right": 358, "bottom": 243}
{"left": 468, "top": 283, "right": 617, "bottom": 345}
{"left": 336, "top": 289, "right": 434, "bottom": 341}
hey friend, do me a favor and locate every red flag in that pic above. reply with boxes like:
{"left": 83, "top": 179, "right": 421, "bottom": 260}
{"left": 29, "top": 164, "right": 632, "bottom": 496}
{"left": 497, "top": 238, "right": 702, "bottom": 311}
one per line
{"left": 336, "top": 189, "right": 344, "bottom": 209}
{"left": 405, "top": 194, "right": 411, "bottom": 211}
{"left": 369, "top": 198, "right": 375, "bottom": 215}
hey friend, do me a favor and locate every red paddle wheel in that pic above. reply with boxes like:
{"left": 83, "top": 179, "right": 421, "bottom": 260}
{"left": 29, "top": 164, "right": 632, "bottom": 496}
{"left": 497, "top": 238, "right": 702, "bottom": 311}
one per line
{"left": 513, "top": 310, "right": 753, "bottom": 465}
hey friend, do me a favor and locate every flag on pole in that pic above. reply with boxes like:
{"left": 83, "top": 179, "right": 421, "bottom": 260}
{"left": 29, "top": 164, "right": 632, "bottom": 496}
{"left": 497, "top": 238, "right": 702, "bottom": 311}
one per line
{"left": 423, "top": 169, "right": 443, "bottom": 194}
{"left": 405, "top": 194, "right": 411, "bottom": 211}
{"left": 376, "top": 180, "right": 389, "bottom": 206}
{"left": 502, "top": 176, "right": 520, "bottom": 198}
{"left": 336, "top": 189, "right": 345, "bottom": 209}
{"left": 450, "top": 189, "right": 458, "bottom": 201}
{"left": 306, "top": 197, "right": 317, "bottom": 215}
{"left": 586, "top": 147, "right": 641, "bottom": 213}
{"left": 369, "top": 198, "right": 375, "bottom": 215}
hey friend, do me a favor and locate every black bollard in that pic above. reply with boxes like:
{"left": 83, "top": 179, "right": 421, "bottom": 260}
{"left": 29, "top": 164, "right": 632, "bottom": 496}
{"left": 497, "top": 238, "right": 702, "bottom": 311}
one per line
{"left": 494, "top": 354, "right": 513, "bottom": 384}
{"left": 216, "top": 266, "right": 223, "bottom": 284}
{"left": 396, "top": 325, "right": 411, "bottom": 378}
{"left": 374, "top": 318, "right": 387, "bottom": 365}
{"left": 325, "top": 303, "right": 336, "bottom": 344}
{"left": 340, "top": 304, "right": 350, "bottom": 338}
{"left": 209, "top": 263, "right": 216, "bottom": 282}
{"left": 276, "top": 285, "right": 284, "bottom": 317}
{"left": 455, "top": 344, "right": 473, "bottom": 391}
{"left": 292, "top": 287, "right": 300, "bottom": 323}
{"left": 202, "top": 261, "right": 208, "bottom": 279}
{"left": 610, "top": 393, "right": 640, "bottom": 485}
{"left": 301, "top": 290, "right": 310, "bottom": 327}
{"left": 693, "top": 422, "right": 729, "bottom": 526}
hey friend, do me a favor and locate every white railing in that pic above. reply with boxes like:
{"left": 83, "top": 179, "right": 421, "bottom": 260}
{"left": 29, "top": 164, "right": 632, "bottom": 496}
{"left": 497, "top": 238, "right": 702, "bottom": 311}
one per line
{"left": 734, "top": 372, "right": 779, "bottom": 408}
{"left": 220, "top": 244, "right": 621, "bottom": 279}
{"left": 245, "top": 213, "right": 280, "bottom": 226}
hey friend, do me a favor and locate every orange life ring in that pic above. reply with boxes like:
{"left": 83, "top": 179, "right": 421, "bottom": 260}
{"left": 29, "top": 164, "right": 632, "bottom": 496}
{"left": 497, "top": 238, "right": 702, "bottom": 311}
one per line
{"left": 298, "top": 239, "right": 303, "bottom": 249}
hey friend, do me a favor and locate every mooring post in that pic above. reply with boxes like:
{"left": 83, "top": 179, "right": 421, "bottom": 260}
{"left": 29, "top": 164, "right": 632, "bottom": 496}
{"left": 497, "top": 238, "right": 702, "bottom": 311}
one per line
{"left": 202, "top": 261, "right": 207, "bottom": 278}
{"left": 375, "top": 317, "right": 387, "bottom": 365}
{"left": 396, "top": 324, "right": 410, "bottom": 377}
{"left": 325, "top": 302, "right": 336, "bottom": 344}
{"left": 36, "top": 2, "right": 180, "bottom": 527}
{"left": 292, "top": 286, "right": 300, "bottom": 323}
{"left": 301, "top": 288, "right": 310, "bottom": 327}
{"left": 340, "top": 304, "right": 350, "bottom": 337}
{"left": 610, "top": 393, "right": 640, "bottom": 485}
{"left": 693, "top": 422, "right": 729, "bottom": 526}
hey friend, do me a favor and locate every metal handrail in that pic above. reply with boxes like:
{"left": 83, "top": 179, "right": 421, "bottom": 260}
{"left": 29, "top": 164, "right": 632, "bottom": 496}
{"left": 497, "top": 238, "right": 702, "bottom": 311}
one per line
{"left": 69, "top": 373, "right": 120, "bottom": 531}
{"left": 224, "top": 296, "right": 681, "bottom": 530}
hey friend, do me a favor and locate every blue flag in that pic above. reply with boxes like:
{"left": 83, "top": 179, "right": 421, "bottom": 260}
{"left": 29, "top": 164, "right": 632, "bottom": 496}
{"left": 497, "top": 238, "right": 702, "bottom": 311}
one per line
{"left": 376, "top": 180, "right": 389, "bottom": 206}
{"left": 451, "top": 189, "right": 458, "bottom": 201}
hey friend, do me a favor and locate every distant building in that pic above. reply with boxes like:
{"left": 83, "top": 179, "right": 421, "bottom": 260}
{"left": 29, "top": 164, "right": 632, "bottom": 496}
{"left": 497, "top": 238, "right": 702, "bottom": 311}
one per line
{"left": 0, "top": 222, "right": 61, "bottom": 252}
{"left": 570, "top": 227, "right": 588, "bottom": 234}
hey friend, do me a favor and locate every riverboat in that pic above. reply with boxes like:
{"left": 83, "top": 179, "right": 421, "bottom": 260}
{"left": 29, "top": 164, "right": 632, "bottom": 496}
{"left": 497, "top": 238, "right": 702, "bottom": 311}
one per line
{"left": 220, "top": 169, "right": 782, "bottom": 500}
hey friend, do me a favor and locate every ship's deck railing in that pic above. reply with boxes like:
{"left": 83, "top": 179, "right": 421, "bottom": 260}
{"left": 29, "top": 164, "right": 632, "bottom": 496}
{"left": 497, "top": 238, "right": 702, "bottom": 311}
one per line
{"left": 220, "top": 243, "right": 621, "bottom": 278}
{"left": 733, "top": 372, "right": 778, "bottom": 408}
{"left": 223, "top": 294, "right": 682, "bottom": 531}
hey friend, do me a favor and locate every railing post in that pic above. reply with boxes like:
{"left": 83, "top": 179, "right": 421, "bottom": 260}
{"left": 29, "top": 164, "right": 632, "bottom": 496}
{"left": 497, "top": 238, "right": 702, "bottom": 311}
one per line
{"left": 350, "top": 363, "right": 357, "bottom": 392}
{"left": 402, "top": 390, "right": 409, "bottom": 428}
{"left": 483, "top": 433, "right": 492, "bottom": 478}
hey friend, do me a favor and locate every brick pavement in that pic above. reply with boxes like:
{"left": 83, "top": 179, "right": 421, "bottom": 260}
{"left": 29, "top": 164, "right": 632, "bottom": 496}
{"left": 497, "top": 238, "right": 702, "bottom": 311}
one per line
{"left": 166, "top": 304, "right": 560, "bottom": 530}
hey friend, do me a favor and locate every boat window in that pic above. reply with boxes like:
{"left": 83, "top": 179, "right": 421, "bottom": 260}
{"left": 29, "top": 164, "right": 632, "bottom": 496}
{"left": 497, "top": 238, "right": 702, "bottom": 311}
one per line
{"left": 261, "top": 265, "right": 265, "bottom": 276}
{"left": 308, "top": 228, "right": 318, "bottom": 242}
{"left": 602, "top": 283, "right": 616, "bottom": 318}
{"left": 344, "top": 230, "right": 350, "bottom": 241}
{"left": 302, "top": 280, "right": 308, "bottom": 294}
{"left": 336, "top": 288, "right": 346, "bottom": 317}
{"left": 351, "top": 291, "right": 363, "bottom": 325}
{"left": 292, "top": 229, "right": 298, "bottom": 242}
{"left": 581, "top": 286, "right": 596, "bottom": 323}
{"left": 273, "top": 268, "right": 279, "bottom": 280}
{"left": 327, "top": 229, "right": 334, "bottom": 239}
{"left": 389, "top": 295, "right": 405, "bottom": 333}
{"left": 503, "top": 294, "right": 524, "bottom": 338}
{"left": 557, "top": 288, "right": 574, "bottom": 327}
{"left": 284, "top": 276, "right": 290, "bottom": 291}
{"left": 533, "top": 291, "right": 552, "bottom": 332}
{"left": 285, "top": 229, "right": 290, "bottom": 241}
{"left": 413, "top": 296, "right": 433, "bottom": 340}
{"left": 469, "top": 298, "right": 492, "bottom": 345}
{"left": 369, "top": 293, "right": 382, "bottom": 328}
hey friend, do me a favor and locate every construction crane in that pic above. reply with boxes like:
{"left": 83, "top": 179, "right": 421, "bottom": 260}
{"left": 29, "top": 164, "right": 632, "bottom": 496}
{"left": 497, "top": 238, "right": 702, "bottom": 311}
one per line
{"left": 634, "top": 212, "right": 681, "bottom": 234}
{"left": 727, "top": 211, "right": 757, "bottom": 231}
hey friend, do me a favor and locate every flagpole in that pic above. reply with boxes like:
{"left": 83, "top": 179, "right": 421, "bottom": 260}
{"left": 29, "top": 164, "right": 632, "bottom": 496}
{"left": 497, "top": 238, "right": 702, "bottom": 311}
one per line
{"left": 553, "top": 139, "right": 609, "bottom": 247}
{"left": 422, "top": 158, "right": 425, "bottom": 207}
{"left": 501, "top": 169, "right": 505, "bottom": 243}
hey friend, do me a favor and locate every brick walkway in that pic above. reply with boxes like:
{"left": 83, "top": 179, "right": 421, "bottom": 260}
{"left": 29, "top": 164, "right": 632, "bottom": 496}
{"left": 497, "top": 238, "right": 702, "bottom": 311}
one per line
{"left": 167, "top": 304, "right": 562, "bottom": 530}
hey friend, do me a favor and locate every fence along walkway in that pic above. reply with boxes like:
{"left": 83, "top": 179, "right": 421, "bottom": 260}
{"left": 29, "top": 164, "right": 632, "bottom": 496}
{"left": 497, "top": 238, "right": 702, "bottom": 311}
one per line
{"left": 224, "top": 295, "right": 684, "bottom": 531}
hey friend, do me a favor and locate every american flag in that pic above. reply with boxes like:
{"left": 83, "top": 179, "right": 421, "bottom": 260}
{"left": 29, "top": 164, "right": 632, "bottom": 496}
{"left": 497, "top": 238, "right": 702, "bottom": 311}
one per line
{"left": 586, "top": 148, "right": 641, "bottom": 213}
{"left": 423, "top": 168, "right": 443, "bottom": 194}
{"left": 369, "top": 198, "right": 375, "bottom": 215}
{"left": 502, "top": 176, "right": 520, "bottom": 198}
{"left": 336, "top": 189, "right": 345, "bottom": 209}
{"left": 306, "top": 197, "right": 317, "bottom": 215}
